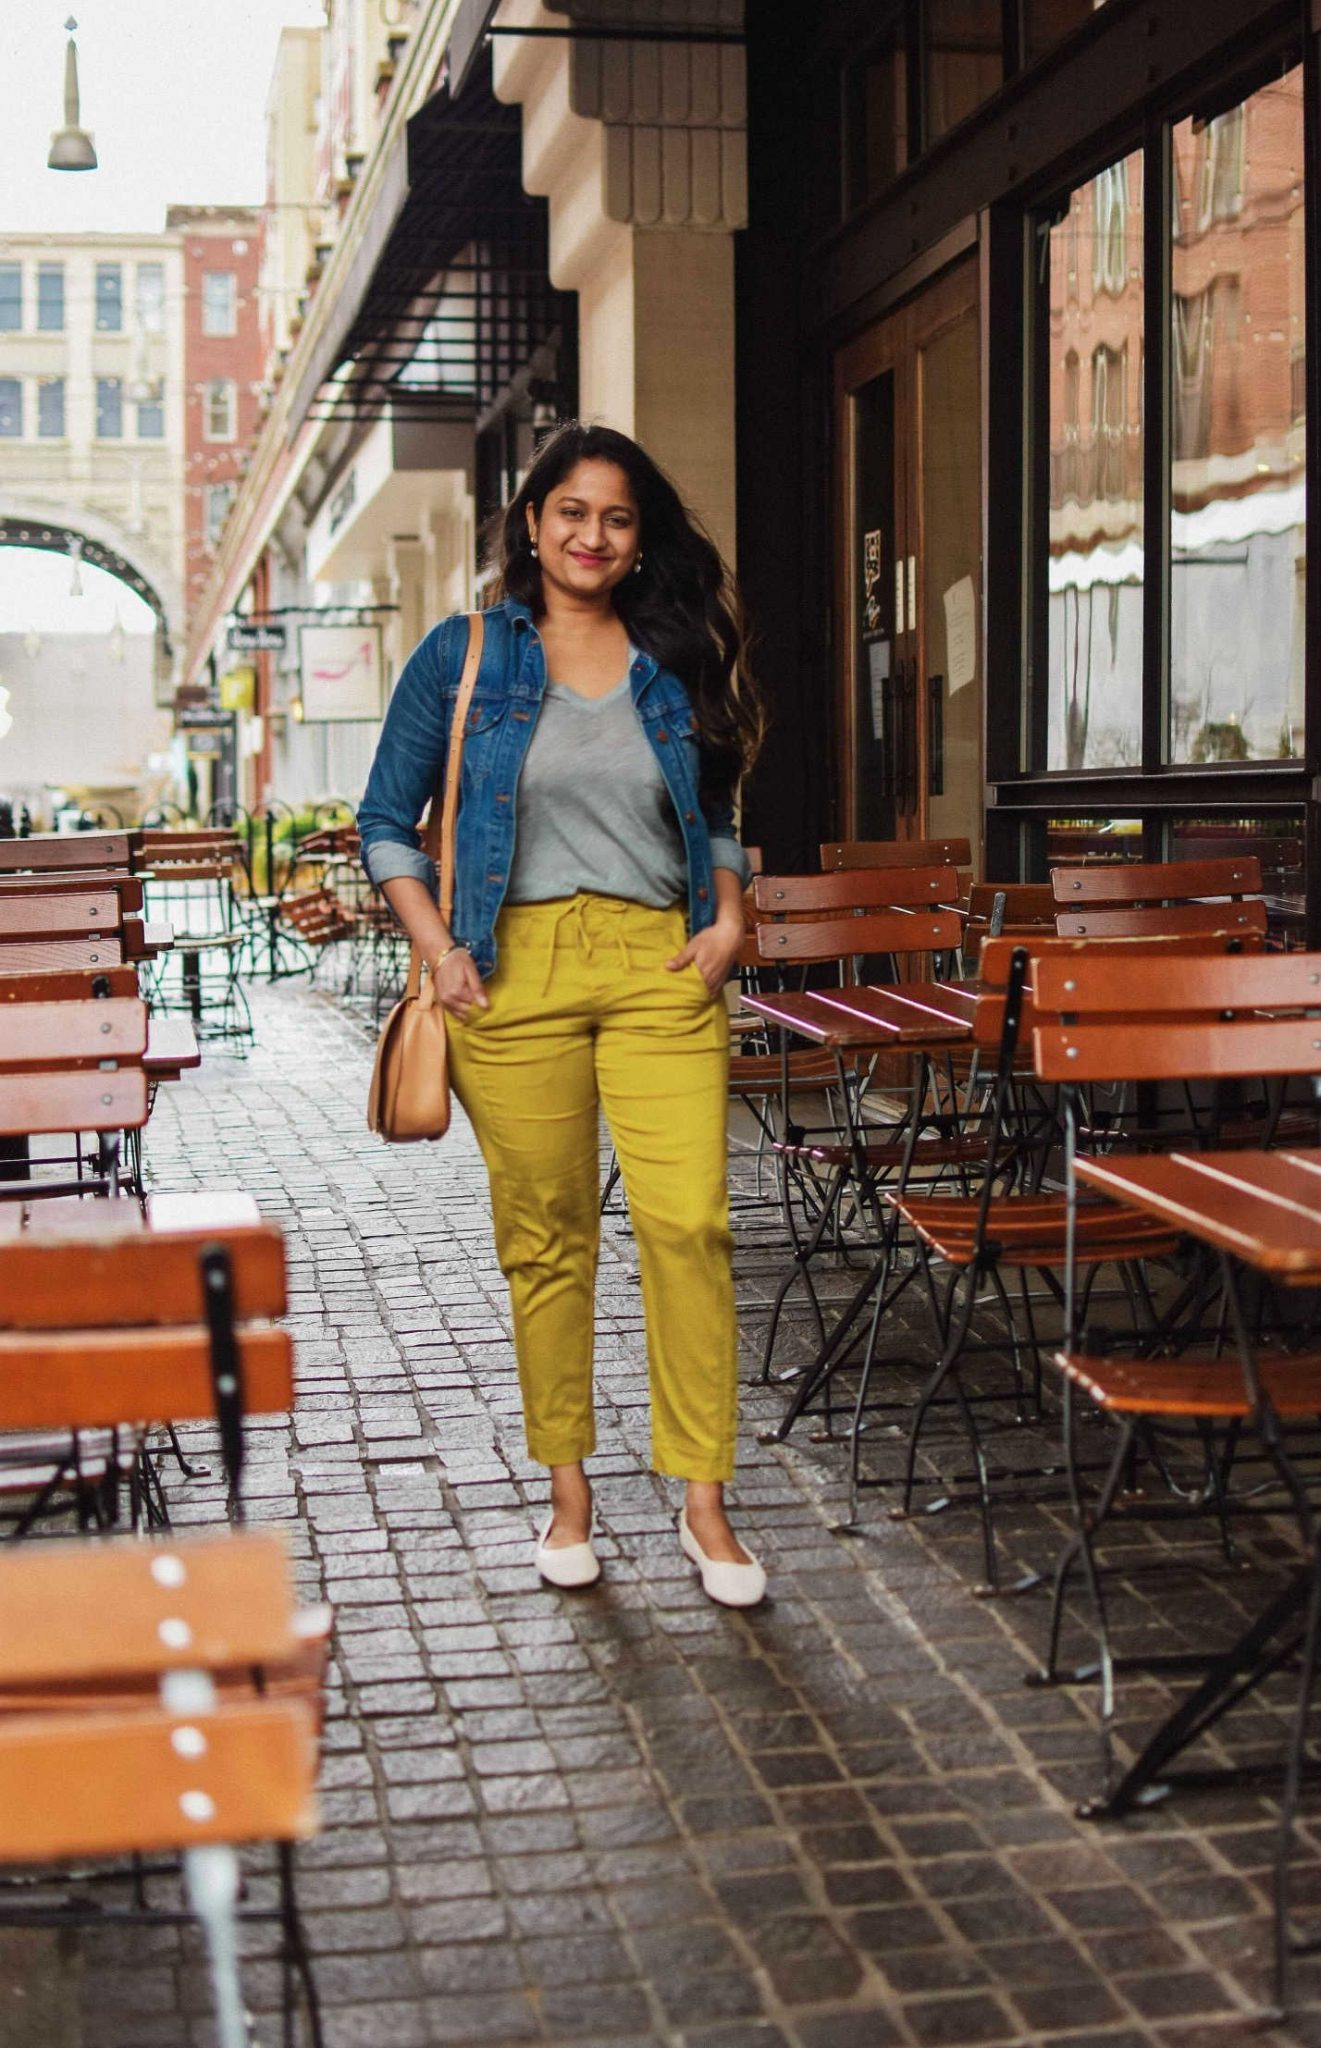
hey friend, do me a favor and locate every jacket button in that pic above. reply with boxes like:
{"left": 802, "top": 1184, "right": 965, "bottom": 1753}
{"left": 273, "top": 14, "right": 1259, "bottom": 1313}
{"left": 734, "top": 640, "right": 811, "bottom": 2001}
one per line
{"left": 655, "top": 729, "right": 669, "bottom": 742}
{"left": 685, "top": 810, "right": 696, "bottom": 824}
{"left": 697, "top": 886, "right": 709, "bottom": 901}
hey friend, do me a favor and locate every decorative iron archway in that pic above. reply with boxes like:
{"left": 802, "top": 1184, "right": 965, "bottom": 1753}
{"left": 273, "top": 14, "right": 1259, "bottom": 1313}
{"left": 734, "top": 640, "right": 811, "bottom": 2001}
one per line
{"left": 0, "top": 517, "right": 173, "bottom": 661}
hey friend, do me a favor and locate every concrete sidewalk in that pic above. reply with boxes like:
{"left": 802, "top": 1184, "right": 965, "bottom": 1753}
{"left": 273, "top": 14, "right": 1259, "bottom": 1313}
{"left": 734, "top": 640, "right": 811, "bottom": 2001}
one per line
{"left": 20, "top": 977, "right": 1321, "bottom": 2048}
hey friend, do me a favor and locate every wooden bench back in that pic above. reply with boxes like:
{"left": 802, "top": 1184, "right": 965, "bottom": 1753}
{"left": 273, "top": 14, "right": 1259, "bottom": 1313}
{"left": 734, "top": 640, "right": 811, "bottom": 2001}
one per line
{"left": 0, "top": 1530, "right": 318, "bottom": 1864}
{"left": 820, "top": 836, "right": 972, "bottom": 871}
{"left": 0, "top": 894, "right": 127, "bottom": 941}
{"left": 965, "top": 882, "right": 1056, "bottom": 926}
{"left": 0, "top": 966, "right": 139, "bottom": 1004}
{"left": 0, "top": 1531, "right": 302, "bottom": 1682}
{"left": 754, "top": 866, "right": 960, "bottom": 914}
{"left": 0, "top": 871, "right": 144, "bottom": 910}
{"left": 1054, "top": 898, "right": 1269, "bottom": 940}
{"left": 0, "top": 832, "right": 133, "bottom": 875}
{"left": 0, "top": 997, "right": 146, "bottom": 1068}
{"left": 0, "top": 1067, "right": 147, "bottom": 1137}
{"left": 0, "top": 1194, "right": 285, "bottom": 1325}
{"left": 1033, "top": 946, "right": 1321, "bottom": 1083}
{"left": 978, "top": 928, "right": 1268, "bottom": 989}
{"left": 754, "top": 908, "right": 962, "bottom": 964}
{"left": 1051, "top": 854, "right": 1264, "bottom": 906}
{"left": 0, "top": 937, "right": 125, "bottom": 974}
{"left": 0, "top": 1699, "right": 317, "bottom": 1862}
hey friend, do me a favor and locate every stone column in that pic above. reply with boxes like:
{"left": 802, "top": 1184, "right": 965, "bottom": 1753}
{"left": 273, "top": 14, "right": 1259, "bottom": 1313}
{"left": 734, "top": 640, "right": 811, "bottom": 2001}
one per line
{"left": 492, "top": 0, "right": 745, "bottom": 565}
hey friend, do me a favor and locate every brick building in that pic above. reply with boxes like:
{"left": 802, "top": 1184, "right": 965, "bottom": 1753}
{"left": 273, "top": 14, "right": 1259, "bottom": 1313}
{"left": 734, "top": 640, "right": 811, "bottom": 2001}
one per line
{"left": 167, "top": 206, "right": 264, "bottom": 636}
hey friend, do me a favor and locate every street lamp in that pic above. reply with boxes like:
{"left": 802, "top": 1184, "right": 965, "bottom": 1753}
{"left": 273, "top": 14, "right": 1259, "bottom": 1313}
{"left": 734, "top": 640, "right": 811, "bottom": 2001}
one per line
{"left": 48, "top": 17, "right": 97, "bottom": 173}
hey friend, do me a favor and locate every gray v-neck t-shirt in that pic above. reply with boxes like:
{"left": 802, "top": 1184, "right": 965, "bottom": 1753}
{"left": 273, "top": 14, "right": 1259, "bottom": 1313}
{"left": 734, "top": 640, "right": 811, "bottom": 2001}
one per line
{"left": 504, "top": 674, "right": 687, "bottom": 910}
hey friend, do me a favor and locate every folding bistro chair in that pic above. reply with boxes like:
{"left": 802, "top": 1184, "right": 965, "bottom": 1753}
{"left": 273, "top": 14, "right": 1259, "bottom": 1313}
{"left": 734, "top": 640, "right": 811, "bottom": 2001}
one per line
{"left": 0, "top": 1530, "right": 326, "bottom": 2047}
{"left": 748, "top": 874, "right": 967, "bottom": 1382}
{"left": 0, "top": 1191, "right": 292, "bottom": 1533}
{"left": 1026, "top": 947, "right": 1321, "bottom": 2005}
{"left": 1052, "top": 853, "right": 1268, "bottom": 941}
{"left": 881, "top": 937, "right": 1280, "bottom": 1588}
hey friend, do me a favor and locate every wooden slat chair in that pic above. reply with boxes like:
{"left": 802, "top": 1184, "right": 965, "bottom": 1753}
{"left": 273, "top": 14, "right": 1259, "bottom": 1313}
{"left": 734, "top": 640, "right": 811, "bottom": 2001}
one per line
{"left": 1052, "top": 854, "right": 1268, "bottom": 940}
{"left": 136, "top": 831, "right": 252, "bottom": 1050}
{"left": 0, "top": 1191, "right": 292, "bottom": 1534}
{"left": 821, "top": 836, "right": 972, "bottom": 872}
{"left": 0, "top": 831, "right": 135, "bottom": 876}
{"left": 0, "top": 966, "right": 197, "bottom": 1094}
{"left": 749, "top": 886, "right": 969, "bottom": 1373}
{"left": 962, "top": 882, "right": 1057, "bottom": 967}
{"left": 1028, "top": 950, "right": 1321, "bottom": 2002}
{"left": 0, "top": 1530, "right": 325, "bottom": 2048}
{"left": 0, "top": 991, "right": 150, "bottom": 1200}
{"left": 880, "top": 942, "right": 1265, "bottom": 1589}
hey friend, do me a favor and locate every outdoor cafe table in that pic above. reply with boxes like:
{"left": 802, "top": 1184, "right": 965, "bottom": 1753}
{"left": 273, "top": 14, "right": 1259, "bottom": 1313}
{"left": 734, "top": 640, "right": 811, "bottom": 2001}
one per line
{"left": 1064, "top": 1145, "right": 1321, "bottom": 1820}
{"left": 741, "top": 980, "right": 978, "bottom": 1439}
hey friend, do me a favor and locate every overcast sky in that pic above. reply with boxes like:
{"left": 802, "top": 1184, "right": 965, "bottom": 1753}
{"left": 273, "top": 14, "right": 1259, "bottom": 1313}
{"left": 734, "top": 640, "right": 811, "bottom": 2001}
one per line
{"left": 0, "top": 0, "right": 327, "bottom": 238}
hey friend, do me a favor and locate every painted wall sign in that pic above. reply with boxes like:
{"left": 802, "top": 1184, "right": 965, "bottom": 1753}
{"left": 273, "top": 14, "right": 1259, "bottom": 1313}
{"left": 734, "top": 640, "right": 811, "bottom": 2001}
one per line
{"left": 299, "top": 623, "right": 384, "bottom": 722}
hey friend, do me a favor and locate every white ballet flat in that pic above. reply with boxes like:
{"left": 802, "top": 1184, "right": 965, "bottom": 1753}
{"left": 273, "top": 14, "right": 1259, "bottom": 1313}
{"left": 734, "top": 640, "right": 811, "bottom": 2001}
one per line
{"left": 534, "top": 1514, "right": 601, "bottom": 1589}
{"left": 679, "top": 1506, "right": 767, "bottom": 1609}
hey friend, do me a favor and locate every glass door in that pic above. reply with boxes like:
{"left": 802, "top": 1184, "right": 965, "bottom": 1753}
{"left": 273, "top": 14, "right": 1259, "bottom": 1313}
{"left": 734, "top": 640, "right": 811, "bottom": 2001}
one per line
{"left": 835, "top": 255, "right": 983, "bottom": 859}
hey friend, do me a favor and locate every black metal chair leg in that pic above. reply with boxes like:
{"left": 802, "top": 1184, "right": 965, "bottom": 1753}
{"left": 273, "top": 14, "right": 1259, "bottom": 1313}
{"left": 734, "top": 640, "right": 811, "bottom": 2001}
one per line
{"left": 1274, "top": 1558, "right": 1321, "bottom": 2013}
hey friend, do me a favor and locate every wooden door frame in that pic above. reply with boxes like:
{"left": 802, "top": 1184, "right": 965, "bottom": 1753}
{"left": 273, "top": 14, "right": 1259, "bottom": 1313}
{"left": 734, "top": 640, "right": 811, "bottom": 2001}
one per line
{"left": 833, "top": 248, "right": 981, "bottom": 848}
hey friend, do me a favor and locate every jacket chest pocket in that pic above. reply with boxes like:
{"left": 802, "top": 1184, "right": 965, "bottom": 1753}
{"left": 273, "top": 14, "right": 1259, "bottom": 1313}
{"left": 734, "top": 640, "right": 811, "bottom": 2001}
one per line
{"left": 454, "top": 697, "right": 511, "bottom": 786}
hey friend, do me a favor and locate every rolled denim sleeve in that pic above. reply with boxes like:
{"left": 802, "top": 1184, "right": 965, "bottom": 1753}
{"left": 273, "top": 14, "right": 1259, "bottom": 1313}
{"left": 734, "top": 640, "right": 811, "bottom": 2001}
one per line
{"left": 709, "top": 833, "right": 753, "bottom": 888}
{"left": 357, "top": 619, "right": 456, "bottom": 894}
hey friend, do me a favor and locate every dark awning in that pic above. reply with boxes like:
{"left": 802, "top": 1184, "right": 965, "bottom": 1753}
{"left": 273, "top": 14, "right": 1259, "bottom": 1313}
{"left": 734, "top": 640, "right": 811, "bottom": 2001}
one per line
{"left": 288, "top": 53, "right": 571, "bottom": 437}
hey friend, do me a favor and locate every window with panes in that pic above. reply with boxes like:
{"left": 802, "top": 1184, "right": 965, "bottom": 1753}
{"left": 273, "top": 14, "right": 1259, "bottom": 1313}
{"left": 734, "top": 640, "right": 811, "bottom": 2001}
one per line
{"left": 37, "top": 379, "right": 65, "bottom": 439}
{"left": 96, "top": 377, "right": 123, "bottom": 438}
{"left": 36, "top": 263, "right": 63, "bottom": 331}
{"left": 94, "top": 264, "right": 123, "bottom": 331}
{"left": 203, "top": 378, "right": 236, "bottom": 441}
{"left": 201, "top": 271, "right": 237, "bottom": 336}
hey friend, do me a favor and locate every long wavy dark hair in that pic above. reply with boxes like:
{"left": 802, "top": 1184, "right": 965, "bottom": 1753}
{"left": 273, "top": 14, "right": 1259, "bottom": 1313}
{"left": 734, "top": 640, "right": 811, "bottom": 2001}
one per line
{"left": 486, "top": 422, "right": 764, "bottom": 793}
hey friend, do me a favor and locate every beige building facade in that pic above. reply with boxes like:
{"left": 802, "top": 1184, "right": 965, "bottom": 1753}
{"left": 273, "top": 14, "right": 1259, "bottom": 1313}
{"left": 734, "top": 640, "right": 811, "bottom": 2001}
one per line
{"left": 186, "top": 0, "right": 746, "bottom": 815}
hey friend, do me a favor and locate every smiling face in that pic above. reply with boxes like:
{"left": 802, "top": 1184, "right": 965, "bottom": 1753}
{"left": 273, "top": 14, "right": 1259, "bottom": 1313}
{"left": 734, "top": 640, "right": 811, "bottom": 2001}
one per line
{"left": 527, "top": 459, "right": 640, "bottom": 604}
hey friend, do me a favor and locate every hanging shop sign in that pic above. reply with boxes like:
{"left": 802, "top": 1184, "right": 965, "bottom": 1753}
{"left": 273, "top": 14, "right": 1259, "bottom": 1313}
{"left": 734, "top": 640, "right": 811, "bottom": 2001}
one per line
{"left": 228, "top": 621, "right": 287, "bottom": 653}
{"left": 176, "top": 706, "right": 232, "bottom": 731}
{"left": 218, "top": 665, "right": 256, "bottom": 713}
{"left": 299, "top": 623, "right": 384, "bottom": 722}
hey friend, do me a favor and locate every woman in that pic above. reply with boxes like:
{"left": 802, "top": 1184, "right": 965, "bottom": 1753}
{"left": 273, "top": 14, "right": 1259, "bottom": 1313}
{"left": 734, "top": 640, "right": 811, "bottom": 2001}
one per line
{"left": 358, "top": 422, "right": 766, "bottom": 1606}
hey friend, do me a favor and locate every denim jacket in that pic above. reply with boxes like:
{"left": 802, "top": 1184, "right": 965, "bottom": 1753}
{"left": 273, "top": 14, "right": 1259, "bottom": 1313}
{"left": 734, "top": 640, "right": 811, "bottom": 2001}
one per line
{"left": 357, "top": 597, "right": 751, "bottom": 979}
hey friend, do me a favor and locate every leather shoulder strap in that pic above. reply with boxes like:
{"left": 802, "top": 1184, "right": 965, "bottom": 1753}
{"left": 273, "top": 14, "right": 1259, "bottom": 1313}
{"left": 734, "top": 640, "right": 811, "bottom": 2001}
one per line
{"left": 435, "top": 612, "right": 484, "bottom": 923}
{"left": 405, "top": 613, "right": 484, "bottom": 999}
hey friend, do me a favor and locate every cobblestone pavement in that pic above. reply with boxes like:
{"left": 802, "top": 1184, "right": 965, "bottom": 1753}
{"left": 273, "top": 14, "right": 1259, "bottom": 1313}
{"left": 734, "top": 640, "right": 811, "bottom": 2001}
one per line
{"left": 12, "top": 978, "right": 1321, "bottom": 2048}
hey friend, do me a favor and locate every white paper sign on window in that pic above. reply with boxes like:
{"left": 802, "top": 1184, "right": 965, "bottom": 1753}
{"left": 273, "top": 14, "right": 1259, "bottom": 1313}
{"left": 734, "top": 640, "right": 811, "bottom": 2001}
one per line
{"left": 299, "top": 624, "right": 384, "bottom": 722}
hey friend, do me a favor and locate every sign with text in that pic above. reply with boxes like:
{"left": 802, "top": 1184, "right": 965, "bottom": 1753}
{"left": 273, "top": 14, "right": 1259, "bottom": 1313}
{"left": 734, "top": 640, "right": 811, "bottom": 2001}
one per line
{"left": 299, "top": 624, "right": 384, "bottom": 722}
{"left": 228, "top": 621, "right": 287, "bottom": 653}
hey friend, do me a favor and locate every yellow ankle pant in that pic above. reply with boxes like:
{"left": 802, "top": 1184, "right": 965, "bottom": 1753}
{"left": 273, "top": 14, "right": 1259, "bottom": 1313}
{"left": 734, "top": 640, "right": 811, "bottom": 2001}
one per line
{"left": 447, "top": 894, "right": 738, "bottom": 1482}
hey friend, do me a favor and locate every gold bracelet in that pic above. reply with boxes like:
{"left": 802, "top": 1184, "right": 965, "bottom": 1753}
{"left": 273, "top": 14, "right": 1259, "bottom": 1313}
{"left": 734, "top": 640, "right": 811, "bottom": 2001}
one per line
{"left": 431, "top": 941, "right": 465, "bottom": 971}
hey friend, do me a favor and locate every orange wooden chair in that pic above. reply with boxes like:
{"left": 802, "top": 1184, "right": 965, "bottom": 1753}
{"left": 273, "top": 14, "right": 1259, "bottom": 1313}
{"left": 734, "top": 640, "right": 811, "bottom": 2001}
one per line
{"left": 877, "top": 934, "right": 1285, "bottom": 1584}
{"left": 0, "top": 1530, "right": 325, "bottom": 2047}
{"left": 0, "top": 1191, "right": 292, "bottom": 1534}
{"left": 1051, "top": 853, "right": 1268, "bottom": 940}
{"left": 820, "top": 835, "right": 972, "bottom": 872}
{"left": 1028, "top": 948, "right": 1321, "bottom": 2004}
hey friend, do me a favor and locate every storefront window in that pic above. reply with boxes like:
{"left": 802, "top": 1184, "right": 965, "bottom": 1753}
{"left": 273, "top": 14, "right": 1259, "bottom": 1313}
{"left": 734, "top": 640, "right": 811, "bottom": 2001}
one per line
{"left": 1043, "top": 148, "right": 1144, "bottom": 770}
{"left": 1168, "top": 69, "right": 1305, "bottom": 766}
{"left": 925, "top": 0, "right": 1001, "bottom": 147}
